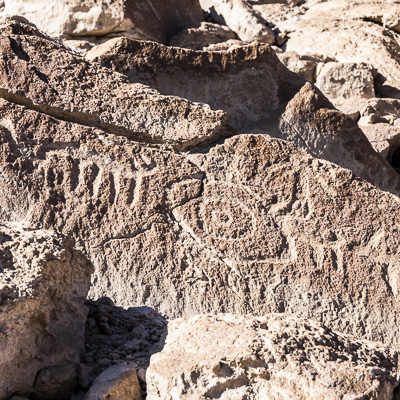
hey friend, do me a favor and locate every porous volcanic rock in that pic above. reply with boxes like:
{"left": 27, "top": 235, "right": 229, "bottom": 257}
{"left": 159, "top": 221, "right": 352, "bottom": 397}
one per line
{"left": 1, "top": 0, "right": 205, "bottom": 44}
{"left": 146, "top": 314, "right": 400, "bottom": 400}
{"left": 0, "top": 17, "right": 230, "bottom": 151}
{"left": 85, "top": 38, "right": 304, "bottom": 133}
{"left": 0, "top": 223, "right": 92, "bottom": 399}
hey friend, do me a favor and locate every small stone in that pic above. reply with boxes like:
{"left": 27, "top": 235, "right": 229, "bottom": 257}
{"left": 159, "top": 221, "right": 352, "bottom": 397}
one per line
{"left": 137, "top": 369, "right": 146, "bottom": 383}
{"left": 109, "top": 353, "right": 120, "bottom": 361}
{"left": 97, "top": 359, "right": 111, "bottom": 368}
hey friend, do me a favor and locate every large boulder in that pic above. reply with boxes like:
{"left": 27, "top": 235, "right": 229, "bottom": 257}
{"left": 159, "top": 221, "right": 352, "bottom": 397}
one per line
{"left": 0, "top": 224, "right": 91, "bottom": 399}
{"left": 1, "top": 0, "right": 205, "bottom": 44}
{"left": 147, "top": 314, "right": 400, "bottom": 400}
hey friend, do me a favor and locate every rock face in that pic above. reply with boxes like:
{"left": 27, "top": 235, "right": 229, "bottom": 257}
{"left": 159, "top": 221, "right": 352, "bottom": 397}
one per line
{"left": 2, "top": 0, "right": 205, "bottom": 44}
{"left": 2, "top": 85, "right": 400, "bottom": 347}
{"left": 147, "top": 314, "right": 400, "bottom": 400}
{"left": 0, "top": 17, "right": 230, "bottom": 151}
{"left": 0, "top": 223, "right": 92, "bottom": 399}
{"left": 85, "top": 37, "right": 400, "bottom": 195}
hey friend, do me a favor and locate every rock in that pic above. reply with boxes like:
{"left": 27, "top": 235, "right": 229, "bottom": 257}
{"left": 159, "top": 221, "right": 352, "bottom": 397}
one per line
{"left": 85, "top": 365, "right": 142, "bottom": 400}
{"left": 169, "top": 21, "right": 237, "bottom": 50}
{"left": 0, "top": 224, "right": 92, "bottom": 399}
{"left": 279, "top": 82, "right": 400, "bottom": 195}
{"left": 199, "top": 0, "right": 275, "bottom": 44}
{"left": 0, "top": 17, "right": 230, "bottom": 151}
{"left": 147, "top": 314, "right": 399, "bottom": 400}
{"left": 79, "top": 364, "right": 96, "bottom": 390}
{"left": 85, "top": 38, "right": 305, "bottom": 132}
{"left": 2, "top": 0, "right": 204, "bottom": 44}
{"left": 315, "top": 62, "right": 376, "bottom": 102}
{"left": 2, "top": 89, "right": 400, "bottom": 346}
{"left": 277, "top": 50, "right": 320, "bottom": 82}
{"left": 360, "top": 123, "right": 400, "bottom": 159}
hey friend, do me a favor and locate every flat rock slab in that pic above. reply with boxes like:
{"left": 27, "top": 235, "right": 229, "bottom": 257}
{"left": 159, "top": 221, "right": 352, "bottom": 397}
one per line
{"left": 0, "top": 223, "right": 91, "bottom": 399}
{"left": 147, "top": 314, "right": 399, "bottom": 400}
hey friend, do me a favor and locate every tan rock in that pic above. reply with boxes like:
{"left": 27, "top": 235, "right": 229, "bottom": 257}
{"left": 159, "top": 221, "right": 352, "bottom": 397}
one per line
{"left": 0, "top": 17, "right": 229, "bottom": 150}
{"left": 85, "top": 365, "right": 141, "bottom": 400}
{"left": 316, "top": 62, "right": 376, "bottom": 101}
{"left": 277, "top": 50, "right": 320, "bottom": 82}
{"left": 360, "top": 123, "right": 400, "bottom": 159}
{"left": 2, "top": 0, "right": 204, "bottom": 44}
{"left": 147, "top": 314, "right": 399, "bottom": 400}
{"left": 199, "top": 0, "right": 275, "bottom": 44}
{"left": 279, "top": 83, "right": 400, "bottom": 195}
{"left": 0, "top": 224, "right": 91, "bottom": 399}
{"left": 169, "top": 21, "right": 236, "bottom": 50}
{"left": 257, "top": 0, "right": 400, "bottom": 98}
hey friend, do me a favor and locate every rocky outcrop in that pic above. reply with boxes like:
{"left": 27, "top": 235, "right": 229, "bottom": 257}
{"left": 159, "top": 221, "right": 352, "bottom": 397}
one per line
{"left": 85, "top": 37, "right": 400, "bottom": 194}
{"left": 0, "top": 223, "right": 91, "bottom": 399}
{"left": 255, "top": 0, "right": 400, "bottom": 98}
{"left": 2, "top": 0, "right": 204, "bottom": 45}
{"left": 0, "top": 17, "right": 230, "bottom": 151}
{"left": 147, "top": 314, "right": 400, "bottom": 400}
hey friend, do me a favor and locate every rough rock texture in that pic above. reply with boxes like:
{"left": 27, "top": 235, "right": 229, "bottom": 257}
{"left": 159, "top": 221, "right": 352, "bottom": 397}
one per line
{"left": 277, "top": 51, "right": 320, "bottom": 82}
{"left": 85, "top": 365, "right": 141, "bottom": 400}
{"left": 0, "top": 17, "right": 230, "bottom": 150}
{"left": 0, "top": 223, "right": 92, "bottom": 399}
{"left": 279, "top": 83, "right": 400, "bottom": 195}
{"left": 255, "top": 0, "right": 400, "bottom": 98}
{"left": 85, "top": 38, "right": 304, "bottom": 133}
{"left": 3, "top": 89, "right": 400, "bottom": 348}
{"left": 316, "top": 62, "right": 376, "bottom": 102}
{"left": 2, "top": 0, "right": 205, "bottom": 44}
{"left": 147, "top": 314, "right": 400, "bottom": 400}
{"left": 169, "top": 22, "right": 236, "bottom": 50}
{"left": 199, "top": 0, "right": 275, "bottom": 44}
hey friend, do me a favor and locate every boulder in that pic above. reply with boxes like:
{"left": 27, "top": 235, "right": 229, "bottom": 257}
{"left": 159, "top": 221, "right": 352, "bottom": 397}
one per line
{"left": 147, "top": 314, "right": 399, "bottom": 400}
{"left": 277, "top": 50, "right": 320, "bottom": 82}
{"left": 2, "top": 0, "right": 204, "bottom": 44}
{"left": 0, "top": 17, "right": 230, "bottom": 151}
{"left": 85, "top": 365, "right": 142, "bottom": 400}
{"left": 279, "top": 83, "right": 400, "bottom": 195}
{"left": 315, "top": 62, "right": 376, "bottom": 102}
{"left": 0, "top": 223, "right": 91, "bottom": 399}
{"left": 199, "top": 0, "right": 275, "bottom": 44}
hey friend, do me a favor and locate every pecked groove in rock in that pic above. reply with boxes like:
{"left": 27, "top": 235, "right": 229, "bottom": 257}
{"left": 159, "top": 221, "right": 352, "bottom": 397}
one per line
{"left": 0, "top": 17, "right": 232, "bottom": 151}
